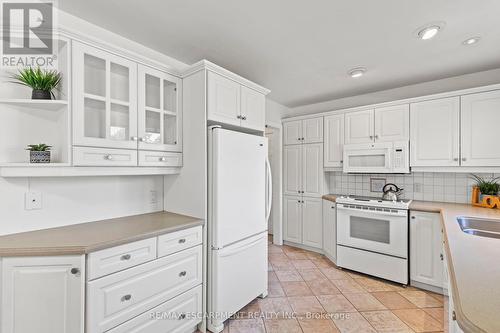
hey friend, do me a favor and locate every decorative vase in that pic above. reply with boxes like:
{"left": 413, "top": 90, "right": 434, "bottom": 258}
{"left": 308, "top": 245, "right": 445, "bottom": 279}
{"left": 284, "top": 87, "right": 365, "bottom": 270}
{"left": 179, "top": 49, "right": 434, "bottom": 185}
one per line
{"left": 30, "top": 151, "right": 50, "bottom": 163}
{"left": 31, "top": 89, "right": 51, "bottom": 100}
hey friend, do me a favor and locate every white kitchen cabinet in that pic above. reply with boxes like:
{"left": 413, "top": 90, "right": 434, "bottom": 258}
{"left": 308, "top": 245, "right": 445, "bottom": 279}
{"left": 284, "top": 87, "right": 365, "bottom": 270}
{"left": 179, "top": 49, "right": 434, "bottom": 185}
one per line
{"left": 283, "top": 196, "right": 302, "bottom": 243}
{"left": 138, "top": 65, "right": 182, "bottom": 152}
{"left": 73, "top": 41, "right": 138, "bottom": 150}
{"left": 461, "top": 90, "right": 500, "bottom": 166}
{"left": 1, "top": 256, "right": 84, "bottom": 333}
{"left": 207, "top": 71, "right": 241, "bottom": 127}
{"left": 302, "top": 143, "right": 324, "bottom": 197}
{"left": 283, "top": 120, "right": 302, "bottom": 145}
{"left": 283, "top": 117, "right": 323, "bottom": 145}
{"left": 374, "top": 104, "right": 409, "bottom": 142}
{"left": 345, "top": 110, "right": 374, "bottom": 144}
{"left": 322, "top": 201, "right": 337, "bottom": 263}
{"left": 410, "top": 211, "right": 444, "bottom": 289}
{"left": 302, "top": 197, "right": 323, "bottom": 248}
{"left": 241, "top": 85, "right": 266, "bottom": 131}
{"left": 410, "top": 97, "right": 460, "bottom": 167}
{"left": 324, "top": 114, "right": 344, "bottom": 168}
{"left": 284, "top": 145, "right": 302, "bottom": 196}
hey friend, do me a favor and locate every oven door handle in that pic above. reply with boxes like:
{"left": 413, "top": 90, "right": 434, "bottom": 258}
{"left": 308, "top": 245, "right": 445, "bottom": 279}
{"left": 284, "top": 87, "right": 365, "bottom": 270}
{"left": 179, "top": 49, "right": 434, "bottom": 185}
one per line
{"left": 337, "top": 205, "right": 407, "bottom": 217}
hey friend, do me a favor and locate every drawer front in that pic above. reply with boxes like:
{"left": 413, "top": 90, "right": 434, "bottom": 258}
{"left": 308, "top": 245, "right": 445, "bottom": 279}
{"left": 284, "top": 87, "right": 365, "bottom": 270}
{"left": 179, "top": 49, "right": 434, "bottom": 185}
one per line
{"left": 73, "top": 146, "right": 138, "bottom": 166}
{"left": 138, "top": 151, "right": 182, "bottom": 167}
{"left": 158, "top": 226, "right": 202, "bottom": 258}
{"left": 107, "top": 285, "right": 202, "bottom": 333}
{"left": 87, "top": 238, "right": 157, "bottom": 280}
{"left": 87, "top": 245, "right": 202, "bottom": 332}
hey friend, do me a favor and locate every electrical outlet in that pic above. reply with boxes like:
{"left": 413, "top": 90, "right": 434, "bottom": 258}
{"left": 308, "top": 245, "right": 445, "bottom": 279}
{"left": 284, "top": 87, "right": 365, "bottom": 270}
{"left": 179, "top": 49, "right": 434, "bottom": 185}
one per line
{"left": 414, "top": 183, "right": 423, "bottom": 193}
{"left": 25, "top": 191, "right": 42, "bottom": 210}
{"left": 149, "top": 190, "right": 158, "bottom": 205}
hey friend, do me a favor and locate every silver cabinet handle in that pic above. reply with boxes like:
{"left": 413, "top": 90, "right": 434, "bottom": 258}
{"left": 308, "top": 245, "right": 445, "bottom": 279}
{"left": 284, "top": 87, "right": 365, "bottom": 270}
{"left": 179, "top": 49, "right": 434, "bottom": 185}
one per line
{"left": 70, "top": 268, "right": 80, "bottom": 275}
{"left": 121, "top": 254, "right": 131, "bottom": 261}
{"left": 159, "top": 157, "right": 167, "bottom": 162}
{"left": 131, "top": 136, "right": 139, "bottom": 141}
{"left": 121, "top": 294, "right": 132, "bottom": 302}
{"left": 179, "top": 271, "right": 187, "bottom": 277}
{"left": 440, "top": 253, "right": 444, "bottom": 261}
{"left": 178, "top": 238, "right": 186, "bottom": 244}
{"left": 178, "top": 314, "right": 186, "bottom": 320}
{"left": 104, "top": 154, "right": 113, "bottom": 160}
{"left": 297, "top": 200, "right": 301, "bottom": 203}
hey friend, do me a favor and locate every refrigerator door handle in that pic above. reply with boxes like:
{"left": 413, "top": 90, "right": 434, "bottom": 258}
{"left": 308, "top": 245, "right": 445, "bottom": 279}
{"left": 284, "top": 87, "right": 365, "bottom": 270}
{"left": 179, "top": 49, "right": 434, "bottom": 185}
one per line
{"left": 265, "top": 157, "right": 273, "bottom": 222}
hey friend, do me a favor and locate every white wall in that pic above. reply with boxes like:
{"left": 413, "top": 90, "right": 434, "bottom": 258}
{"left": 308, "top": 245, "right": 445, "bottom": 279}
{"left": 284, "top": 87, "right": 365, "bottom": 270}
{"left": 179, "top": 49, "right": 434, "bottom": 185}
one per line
{"left": 266, "top": 98, "right": 288, "bottom": 125}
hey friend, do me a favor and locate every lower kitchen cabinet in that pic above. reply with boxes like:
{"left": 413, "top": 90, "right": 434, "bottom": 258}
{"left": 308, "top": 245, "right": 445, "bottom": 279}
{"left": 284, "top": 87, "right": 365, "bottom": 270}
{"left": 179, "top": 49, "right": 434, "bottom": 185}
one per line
{"left": 283, "top": 196, "right": 322, "bottom": 249}
{"left": 410, "top": 211, "right": 444, "bottom": 291}
{"left": 1, "top": 256, "right": 85, "bottom": 333}
{"left": 284, "top": 196, "right": 302, "bottom": 243}
{"left": 322, "top": 200, "right": 336, "bottom": 263}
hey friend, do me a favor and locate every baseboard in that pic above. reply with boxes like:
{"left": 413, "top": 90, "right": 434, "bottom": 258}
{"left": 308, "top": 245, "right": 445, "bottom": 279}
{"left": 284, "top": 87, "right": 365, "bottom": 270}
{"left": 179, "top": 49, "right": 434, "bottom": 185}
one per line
{"left": 410, "top": 280, "right": 447, "bottom": 295}
{"left": 283, "top": 240, "right": 323, "bottom": 253}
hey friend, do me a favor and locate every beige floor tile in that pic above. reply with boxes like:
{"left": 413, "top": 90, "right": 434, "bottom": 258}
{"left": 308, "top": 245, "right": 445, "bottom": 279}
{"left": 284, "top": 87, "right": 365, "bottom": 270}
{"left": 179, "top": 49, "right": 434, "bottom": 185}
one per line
{"left": 398, "top": 291, "right": 444, "bottom": 308}
{"left": 282, "top": 245, "right": 306, "bottom": 253}
{"left": 392, "top": 309, "right": 443, "bottom": 332}
{"left": 371, "top": 291, "right": 418, "bottom": 310}
{"left": 228, "top": 318, "right": 266, "bottom": 333}
{"left": 332, "top": 312, "right": 377, "bottom": 333}
{"left": 346, "top": 271, "right": 365, "bottom": 279}
{"left": 288, "top": 295, "right": 325, "bottom": 315}
{"left": 356, "top": 277, "right": 398, "bottom": 292}
{"left": 298, "top": 317, "right": 340, "bottom": 333}
{"left": 268, "top": 245, "right": 284, "bottom": 254}
{"left": 343, "top": 293, "right": 387, "bottom": 311}
{"left": 275, "top": 270, "right": 303, "bottom": 282}
{"left": 317, "top": 294, "right": 357, "bottom": 313}
{"left": 291, "top": 259, "right": 317, "bottom": 269}
{"left": 306, "top": 279, "right": 341, "bottom": 295}
{"left": 320, "top": 267, "right": 350, "bottom": 280}
{"left": 271, "top": 259, "right": 295, "bottom": 271}
{"left": 305, "top": 251, "right": 325, "bottom": 260}
{"left": 268, "top": 280, "right": 286, "bottom": 298}
{"left": 264, "top": 318, "right": 302, "bottom": 333}
{"left": 258, "top": 297, "right": 293, "bottom": 319}
{"left": 298, "top": 268, "right": 327, "bottom": 282}
{"left": 423, "top": 307, "right": 445, "bottom": 324}
{"left": 269, "top": 253, "right": 289, "bottom": 261}
{"left": 281, "top": 281, "right": 314, "bottom": 296}
{"left": 361, "top": 311, "right": 414, "bottom": 333}
{"left": 331, "top": 279, "right": 366, "bottom": 293}
{"left": 285, "top": 251, "right": 310, "bottom": 259}
{"left": 268, "top": 271, "right": 279, "bottom": 282}
{"left": 312, "top": 258, "right": 337, "bottom": 268}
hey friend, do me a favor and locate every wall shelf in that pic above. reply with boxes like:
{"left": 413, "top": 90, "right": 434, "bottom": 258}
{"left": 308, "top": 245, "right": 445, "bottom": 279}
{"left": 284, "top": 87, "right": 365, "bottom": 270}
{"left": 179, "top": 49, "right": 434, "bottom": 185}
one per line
{"left": 0, "top": 166, "right": 181, "bottom": 177}
{"left": 0, "top": 99, "right": 68, "bottom": 111}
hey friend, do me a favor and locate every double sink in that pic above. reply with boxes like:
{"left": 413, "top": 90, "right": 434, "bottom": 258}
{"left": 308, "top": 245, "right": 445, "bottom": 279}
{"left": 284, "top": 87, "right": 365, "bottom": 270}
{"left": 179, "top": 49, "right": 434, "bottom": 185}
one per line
{"left": 457, "top": 216, "right": 500, "bottom": 239}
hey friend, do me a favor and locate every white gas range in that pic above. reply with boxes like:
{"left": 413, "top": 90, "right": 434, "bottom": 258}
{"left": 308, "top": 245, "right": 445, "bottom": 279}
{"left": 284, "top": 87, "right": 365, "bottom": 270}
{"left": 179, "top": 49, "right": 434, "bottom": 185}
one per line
{"left": 336, "top": 195, "right": 411, "bottom": 284}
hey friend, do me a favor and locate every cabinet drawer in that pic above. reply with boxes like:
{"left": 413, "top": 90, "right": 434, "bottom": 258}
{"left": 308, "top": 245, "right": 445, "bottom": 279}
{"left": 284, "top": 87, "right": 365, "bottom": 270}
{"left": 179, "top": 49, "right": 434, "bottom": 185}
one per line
{"left": 107, "top": 285, "right": 202, "bottom": 333}
{"left": 87, "top": 238, "right": 157, "bottom": 280}
{"left": 138, "top": 151, "right": 182, "bottom": 167}
{"left": 87, "top": 245, "right": 202, "bottom": 332}
{"left": 73, "top": 146, "right": 137, "bottom": 166}
{"left": 158, "top": 226, "right": 202, "bottom": 258}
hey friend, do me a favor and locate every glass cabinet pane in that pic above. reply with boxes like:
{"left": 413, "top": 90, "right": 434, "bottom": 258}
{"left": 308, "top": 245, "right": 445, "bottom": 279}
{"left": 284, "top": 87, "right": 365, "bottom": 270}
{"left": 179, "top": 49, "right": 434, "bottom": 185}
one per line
{"left": 145, "top": 74, "right": 160, "bottom": 109}
{"left": 163, "top": 80, "right": 177, "bottom": 112}
{"left": 110, "top": 63, "right": 129, "bottom": 102}
{"left": 84, "top": 98, "right": 106, "bottom": 138}
{"left": 164, "top": 114, "right": 177, "bottom": 145}
{"left": 110, "top": 103, "right": 129, "bottom": 141}
{"left": 145, "top": 110, "right": 161, "bottom": 143}
{"left": 84, "top": 54, "right": 106, "bottom": 97}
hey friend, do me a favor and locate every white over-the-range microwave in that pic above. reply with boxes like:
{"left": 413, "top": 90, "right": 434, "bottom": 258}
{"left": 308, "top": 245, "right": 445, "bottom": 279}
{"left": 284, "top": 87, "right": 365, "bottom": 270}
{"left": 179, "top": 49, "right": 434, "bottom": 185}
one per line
{"left": 342, "top": 141, "right": 410, "bottom": 173}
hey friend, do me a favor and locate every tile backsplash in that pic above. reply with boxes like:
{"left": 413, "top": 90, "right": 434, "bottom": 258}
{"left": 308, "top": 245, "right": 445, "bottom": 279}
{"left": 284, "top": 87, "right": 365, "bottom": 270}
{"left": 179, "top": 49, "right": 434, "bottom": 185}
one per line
{"left": 327, "top": 172, "right": 499, "bottom": 204}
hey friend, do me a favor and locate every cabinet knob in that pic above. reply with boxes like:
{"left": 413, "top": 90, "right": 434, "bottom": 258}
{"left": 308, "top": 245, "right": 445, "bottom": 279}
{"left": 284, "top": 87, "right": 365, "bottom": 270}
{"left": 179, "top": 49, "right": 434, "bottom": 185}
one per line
{"left": 70, "top": 268, "right": 80, "bottom": 275}
{"left": 179, "top": 271, "right": 187, "bottom": 277}
{"left": 452, "top": 311, "right": 456, "bottom": 321}
{"left": 369, "top": 135, "right": 373, "bottom": 140}
{"left": 462, "top": 157, "right": 467, "bottom": 162}
{"left": 411, "top": 216, "right": 415, "bottom": 219}
{"left": 121, "top": 294, "right": 132, "bottom": 302}
{"left": 178, "top": 238, "right": 186, "bottom": 244}
{"left": 374, "top": 135, "right": 379, "bottom": 140}
{"left": 241, "top": 116, "right": 247, "bottom": 120}
{"left": 139, "top": 137, "right": 145, "bottom": 142}
{"left": 237, "top": 115, "right": 242, "bottom": 119}
{"left": 131, "top": 136, "right": 139, "bottom": 141}
{"left": 298, "top": 200, "right": 301, "bottom": 203}
{"left": 104, "top": 154, "right": 113, "bottom": 160}
{"left": 159, "top": 157, "right": 167, "bottom": 162}
{"left": 440, "top": 253, "right": 444, "bottom": 261}
{"left": 121, "top": 254, "right": 131, "bottom": 261}
{"left": 340, "top": 160, "right": 343, "bottom": 164}
{"left": 453, "top": 158, "right": 459, "bottom": 161}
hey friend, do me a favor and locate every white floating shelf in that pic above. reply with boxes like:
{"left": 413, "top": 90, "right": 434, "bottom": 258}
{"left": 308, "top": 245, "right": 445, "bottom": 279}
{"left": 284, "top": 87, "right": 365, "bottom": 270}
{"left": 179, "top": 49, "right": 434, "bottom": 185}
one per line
{"left": 0, "top": 99, "right": 68, "bottom": 111}
{"left": 0, "top": 165, "right": 181, "bottom": 177}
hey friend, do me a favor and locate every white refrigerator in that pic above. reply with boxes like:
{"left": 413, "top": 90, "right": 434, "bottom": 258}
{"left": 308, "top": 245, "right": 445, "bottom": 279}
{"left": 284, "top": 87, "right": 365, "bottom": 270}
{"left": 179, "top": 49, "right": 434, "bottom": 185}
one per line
{"left": 207, "top": 127, "right": 272, "bottom": 333}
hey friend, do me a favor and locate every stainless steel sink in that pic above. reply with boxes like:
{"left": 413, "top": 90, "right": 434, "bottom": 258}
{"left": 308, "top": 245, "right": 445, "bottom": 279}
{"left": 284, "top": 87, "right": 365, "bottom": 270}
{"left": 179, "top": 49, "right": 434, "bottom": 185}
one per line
{"left": 457, "top": 217, "right": 500, "bottom": 239}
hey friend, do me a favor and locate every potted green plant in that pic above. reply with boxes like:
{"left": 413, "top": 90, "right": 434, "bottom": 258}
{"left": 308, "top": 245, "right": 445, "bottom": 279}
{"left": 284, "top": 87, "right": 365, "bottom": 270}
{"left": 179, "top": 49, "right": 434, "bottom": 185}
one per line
{"left": 470, "top": 174, "right": 500, "bottom": 201}
{"left": 26, "top": 144, "right": 52, "bottom": 163}
{"left": 11, "top": 67, "right": 62, "bottom": 100}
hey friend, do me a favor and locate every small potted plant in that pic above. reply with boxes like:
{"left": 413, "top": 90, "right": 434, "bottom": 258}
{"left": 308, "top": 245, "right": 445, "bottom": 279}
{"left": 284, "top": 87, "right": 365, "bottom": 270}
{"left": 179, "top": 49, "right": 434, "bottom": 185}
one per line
{"left": 11, "top": 67, "right": 62, "bottom": 100}
{"left": 470, "top": 174, "right": 500, "bottom": 202}
{"left": 26, "top": 144, "right": 52, "bottom": 163}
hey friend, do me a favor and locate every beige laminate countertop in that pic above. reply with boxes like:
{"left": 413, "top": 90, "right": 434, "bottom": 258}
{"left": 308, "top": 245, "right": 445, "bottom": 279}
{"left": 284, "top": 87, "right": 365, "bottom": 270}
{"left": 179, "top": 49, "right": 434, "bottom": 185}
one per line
{"left": 322, "top": 194, "right": 500, "bottom": 333}
{"left": 0, "top": 211, "right": 203, "bottom": 257}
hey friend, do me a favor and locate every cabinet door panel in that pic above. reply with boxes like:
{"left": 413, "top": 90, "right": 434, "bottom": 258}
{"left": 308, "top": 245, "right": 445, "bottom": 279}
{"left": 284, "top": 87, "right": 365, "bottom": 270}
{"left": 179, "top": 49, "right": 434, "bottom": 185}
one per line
{"left": 345, "top": 110, "right": 374, "bottom": 144}
{"left": 374, "top": 104, "right": 409, "bottom": 142}
{"left": 284, "top": 145, "right": 302, "bottom": 196}
{"left": 461, "top": 90, "right": 500, "bottom": 166}
{"left": 322, "top": 201, "right": 336, "bottom": 263}
{"left": 302, "top": 143, "right": 324, "bottom": 197}
{"left": 207, "top": 71, "right": 241, "bottom": 126}
{"left": 283, "top": 196, "right": 302, "bottom": 243}
{"left": 324, "top": 114, "right": 344, "bottom": 168}
{"left": 283, "top": 120, "right": 302, "bottom": 145}
{"left": 410, "top": 97, "right": 460, "bottom": 166}
{"left": 302, "top": 197, "right": 323, "bottom": 248}
{"left": 240, "top": 86, "right": 265, "bottom": 131}
{"left": 303, "top": 117, "right": 323, "bottom": 143}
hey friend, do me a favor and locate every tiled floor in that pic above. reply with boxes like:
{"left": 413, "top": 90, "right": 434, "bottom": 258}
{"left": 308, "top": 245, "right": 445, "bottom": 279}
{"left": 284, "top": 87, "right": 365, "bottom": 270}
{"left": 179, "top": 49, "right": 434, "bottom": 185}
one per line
{"left": 220, "top": 236, "right": 447, "bottom": 333}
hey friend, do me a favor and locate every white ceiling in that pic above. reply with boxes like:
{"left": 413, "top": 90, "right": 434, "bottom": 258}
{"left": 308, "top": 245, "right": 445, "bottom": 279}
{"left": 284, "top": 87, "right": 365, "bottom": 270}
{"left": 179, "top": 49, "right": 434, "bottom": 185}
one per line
{"left": 59, "top": 0, "right": 500, "bottom": 108}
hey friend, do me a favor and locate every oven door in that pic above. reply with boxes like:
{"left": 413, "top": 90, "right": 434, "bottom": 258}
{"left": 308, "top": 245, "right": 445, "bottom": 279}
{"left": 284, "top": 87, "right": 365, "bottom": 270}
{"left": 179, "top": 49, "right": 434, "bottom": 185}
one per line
{"left": 343, "top": 142, "right": 392, "bottom": 173}
{"left": 337, "top": 204, "right": 408, "bottom": 258}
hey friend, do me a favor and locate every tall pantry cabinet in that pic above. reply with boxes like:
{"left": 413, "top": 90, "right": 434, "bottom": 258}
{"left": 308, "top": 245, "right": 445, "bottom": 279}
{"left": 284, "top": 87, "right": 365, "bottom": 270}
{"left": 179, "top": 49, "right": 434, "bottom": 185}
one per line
{"left": 283, "top": 117, "right": 326, "bottom": 250}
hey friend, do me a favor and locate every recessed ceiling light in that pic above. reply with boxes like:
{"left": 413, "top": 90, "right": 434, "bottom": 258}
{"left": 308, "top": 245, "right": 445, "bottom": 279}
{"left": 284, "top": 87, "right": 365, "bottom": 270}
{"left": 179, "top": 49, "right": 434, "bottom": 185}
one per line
{"left": 415, "top": 22, "right": 445, "bottom": 40}
{"left": 349, "top": 68, "right": 366, "bottom": 78}
{"left": 463, "top": 37, "right": 480, "bottom": 45}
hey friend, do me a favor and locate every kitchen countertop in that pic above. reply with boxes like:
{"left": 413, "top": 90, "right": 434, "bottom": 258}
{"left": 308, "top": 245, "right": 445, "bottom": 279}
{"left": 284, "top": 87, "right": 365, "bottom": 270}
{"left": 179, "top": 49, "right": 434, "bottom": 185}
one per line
{"left": 322, "top": 194, "right": 500, "bottom": 333}
{"left": 0, "top": 211, "right": 204, "bottom": 257}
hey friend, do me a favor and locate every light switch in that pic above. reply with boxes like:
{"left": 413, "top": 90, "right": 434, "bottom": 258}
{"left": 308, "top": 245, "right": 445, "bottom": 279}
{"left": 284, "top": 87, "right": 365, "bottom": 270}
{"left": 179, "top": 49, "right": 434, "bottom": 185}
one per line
{"left": 25, "top": 191, "right": 42, "bottom": 210}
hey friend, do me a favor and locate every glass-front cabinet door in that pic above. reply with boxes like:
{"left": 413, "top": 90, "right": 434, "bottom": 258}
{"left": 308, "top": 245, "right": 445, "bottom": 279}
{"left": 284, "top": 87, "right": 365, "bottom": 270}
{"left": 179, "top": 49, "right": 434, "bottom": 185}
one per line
{"left": 138, "top": 65, "right": 182, "bottom": 152}
{"left": 73, "top": 41, "right": 138, "bottom": 150}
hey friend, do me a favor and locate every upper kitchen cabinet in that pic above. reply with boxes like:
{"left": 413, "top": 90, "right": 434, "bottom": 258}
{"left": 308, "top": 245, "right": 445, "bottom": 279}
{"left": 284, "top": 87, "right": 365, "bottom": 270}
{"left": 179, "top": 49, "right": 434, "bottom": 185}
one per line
{"left": 345, "top": 110, "right": 374, "bottom": 144}
{"left": 207, "top": 70, "right": 268, "bottom": 131}
{"left": 461, "top": 90, "right": 500, "bottom": 166}
{"left": 283, "top": 117, "right": 323, "bottom": 145}
{"left": 374, "top": 104, "right": 409, "bottom": 142}
{"left": 410, "top": 97, "right": 460, "bottom": 167}
{"left": 138, "top": 65, "right": 182, "bottom": 152}
{"left": 73, "top": 41, "right": 138, "bottom": 150}
{"left": 324, "top": 114, "right": 344, "bottom": 168}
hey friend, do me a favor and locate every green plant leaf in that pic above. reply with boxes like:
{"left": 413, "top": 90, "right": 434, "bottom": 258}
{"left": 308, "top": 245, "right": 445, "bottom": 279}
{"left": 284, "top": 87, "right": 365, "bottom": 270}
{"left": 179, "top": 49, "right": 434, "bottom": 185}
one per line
{"left": 26, "top": 144, "right": 52, "bottom": 151}
{"left": 9, "top": 67, "right": 62, "bottom": 96}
